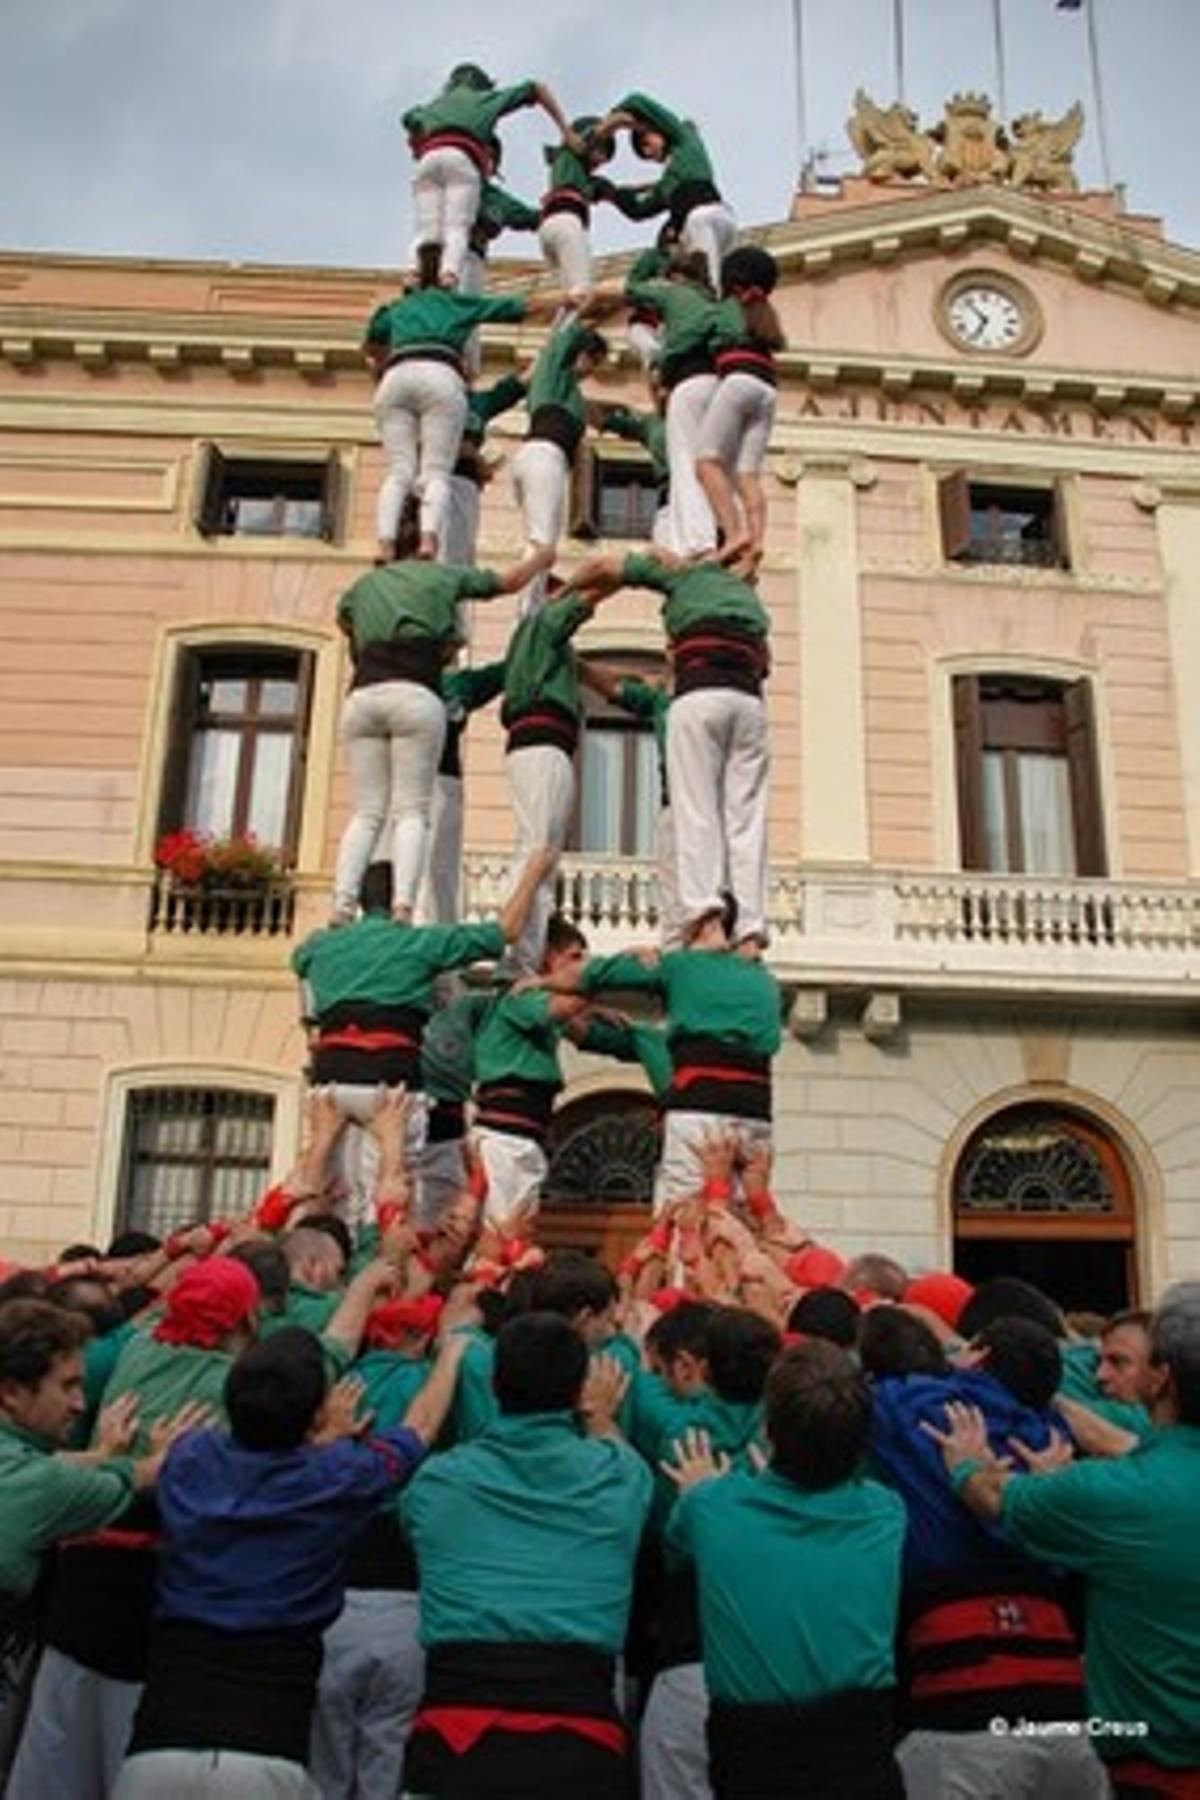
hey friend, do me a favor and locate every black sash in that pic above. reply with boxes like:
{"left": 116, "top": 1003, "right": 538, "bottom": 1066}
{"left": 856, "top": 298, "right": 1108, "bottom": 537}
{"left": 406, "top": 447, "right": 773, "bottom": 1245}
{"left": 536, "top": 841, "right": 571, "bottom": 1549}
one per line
{"left": 352, "top": 637, "right": 444, "bottom": 695}
{"left": 667, "top": 178, "right": 722, "bottom": 231}
{"left": 527, "top": 404, "right": 584, "bottom": 459}
{"left": 707, "top": 1687, "right": 902, "bottom": 1799}
{"left": 129, "top": 1618, "right": 321, "bottom": 1767}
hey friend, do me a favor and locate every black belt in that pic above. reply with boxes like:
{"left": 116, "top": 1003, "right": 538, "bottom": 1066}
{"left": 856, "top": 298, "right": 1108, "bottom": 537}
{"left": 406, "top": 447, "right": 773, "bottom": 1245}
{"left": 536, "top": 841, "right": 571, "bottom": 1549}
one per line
{"left": 383, "top": 344, "right": 465, "bottom": 377}
{"left": 661, "top": 347, "right": 716, "bottom": 391}
{"left": 527, "top": 403, "right": 584, "bottom": 458}
{"left": 708, "top": 1688, "right": 902, "bottom": 1800}
{"left": 668, "top": 178, "right": 722, "bottom": 230}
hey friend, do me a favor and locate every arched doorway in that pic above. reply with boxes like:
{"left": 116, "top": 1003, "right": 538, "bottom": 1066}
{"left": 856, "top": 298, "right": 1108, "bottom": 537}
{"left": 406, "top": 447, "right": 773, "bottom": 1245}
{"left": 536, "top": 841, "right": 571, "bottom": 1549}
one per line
{"left": 952, "top": 1102, "right": 1138, "bottom": 1312}
{"left": 540, "top": 1090, "right": 658, "bottom": 1263}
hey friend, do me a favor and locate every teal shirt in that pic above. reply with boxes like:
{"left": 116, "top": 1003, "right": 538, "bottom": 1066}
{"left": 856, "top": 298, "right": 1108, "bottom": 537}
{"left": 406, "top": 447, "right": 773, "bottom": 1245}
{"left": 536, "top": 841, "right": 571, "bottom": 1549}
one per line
{"left": 291, "top": 916, "right": 505, "bottom": 1020}
{"left": 525, "top": 319, "right": 593, "bottom": 427}
{"left": 667, "top": 1467, "right": 906, "bottom": 1705}
{"left": 365, "top": 288, "right": 527, "bottom": 358}
{"left": 99, "top": 1332, "right": 236, "bottom": 1454}
{"left": 76, "top": 1321, "right": 137, "bottom": 1445}
{"left": 337, "top": 561, "right": 502, "bottom": 652}
{"left": 449, "top": 1326, "right": 499, "bottom": 1443}
{"left": 501, "top": 591, "right": 593, "bottom": 724}
{"left": 357, "top": 1349, "right": 433, "bottom": 1521}
{"left": 633, "top": 1380, "right": 765, "bottom": 1531}
{"left": 473, "top": 988, "right": 565, "bottom": 1089}
{"left": 403, "top": 78, "right": 539, "bottom": 151}
{"left": 402, "top": 1411, "right": 652, "bottom": 1650}
{"left": 0, "top": 1422, "right": 135, "bottom": 1599}
{"left": 1001, "top": 1425, "right": 1200, "bottom": 1768}
{"left": 620, "top": 278, "right": 723, "bottom": 377}
{"left": 582, "top": 948, "right": 782, "bottom": 1059}
{"left": 620, "top": 553, "right": 769, "bottom": 645}
{"left": 1058, "top": 1340, "right": 1154, "bottom": 1439}
{"left": 421, "top": 990, "right": 492, "bottom": 1103}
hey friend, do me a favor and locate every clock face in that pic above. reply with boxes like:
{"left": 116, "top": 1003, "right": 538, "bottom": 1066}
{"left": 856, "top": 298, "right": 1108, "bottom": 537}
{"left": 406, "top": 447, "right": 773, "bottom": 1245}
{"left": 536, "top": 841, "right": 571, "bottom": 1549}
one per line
{"left": 946, "top": 284, "right": 1027, "bottom": 351}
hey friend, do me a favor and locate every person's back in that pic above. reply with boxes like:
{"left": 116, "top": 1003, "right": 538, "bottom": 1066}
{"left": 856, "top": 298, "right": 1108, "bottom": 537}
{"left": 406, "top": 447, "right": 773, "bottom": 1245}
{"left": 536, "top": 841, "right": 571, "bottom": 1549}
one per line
{"left": 402, "top": 1311, "right": 652, "bottom": 1797}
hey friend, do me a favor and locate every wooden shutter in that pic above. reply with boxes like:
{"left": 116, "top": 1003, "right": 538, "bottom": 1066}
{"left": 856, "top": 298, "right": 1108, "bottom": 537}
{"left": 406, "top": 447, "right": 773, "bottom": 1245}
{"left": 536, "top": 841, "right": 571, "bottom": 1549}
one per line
{"left": 281, "top": 652, "right": 315, "bottom": 864}
{"left": 1064, "top": 678, "right": 1106, "bottom": 875}
{"left": 156, "top": 648, "right": 201, "bottom": 836}
{"left": 320, "top": 449, "right": 343, "bottom": 543}
{"left": 569, "top": 444, "right": 598, "bottom": 540}
{"left": 938, "top": 470, "right": 972, "bottom": 562}
{"left": 953, "top": 674, "right": 988, "bottom": 870}
{"left": 194, "top": 444, "right": 229, "bottom": 537}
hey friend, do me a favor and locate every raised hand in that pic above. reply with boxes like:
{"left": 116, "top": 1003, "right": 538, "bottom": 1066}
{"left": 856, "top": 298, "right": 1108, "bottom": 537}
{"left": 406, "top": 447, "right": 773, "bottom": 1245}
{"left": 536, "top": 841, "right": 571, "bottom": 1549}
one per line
{"left": 661, "top": 1426, "right": 732, "bottom": 1491}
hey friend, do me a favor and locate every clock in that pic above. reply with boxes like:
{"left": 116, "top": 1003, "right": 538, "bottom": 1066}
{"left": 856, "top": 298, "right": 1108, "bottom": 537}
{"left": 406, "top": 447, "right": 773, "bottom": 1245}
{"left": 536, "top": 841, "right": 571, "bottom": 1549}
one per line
{"left": 937, "top": 273, "right": 1042, "bottom": 357}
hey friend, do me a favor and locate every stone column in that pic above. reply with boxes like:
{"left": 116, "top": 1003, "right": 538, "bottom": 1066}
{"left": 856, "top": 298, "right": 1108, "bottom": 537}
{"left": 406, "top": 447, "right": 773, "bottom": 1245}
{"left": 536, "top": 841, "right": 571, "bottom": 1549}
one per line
{"left": 1152, "top": 480, "right": 1200, "bottom": 876}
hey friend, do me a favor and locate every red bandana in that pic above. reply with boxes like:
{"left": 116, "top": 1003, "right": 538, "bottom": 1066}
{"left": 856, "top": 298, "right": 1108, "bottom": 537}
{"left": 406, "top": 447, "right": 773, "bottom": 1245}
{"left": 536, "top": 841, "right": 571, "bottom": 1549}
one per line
{"left": 154, "top": 1258, "right": 260, "bottom": 1349}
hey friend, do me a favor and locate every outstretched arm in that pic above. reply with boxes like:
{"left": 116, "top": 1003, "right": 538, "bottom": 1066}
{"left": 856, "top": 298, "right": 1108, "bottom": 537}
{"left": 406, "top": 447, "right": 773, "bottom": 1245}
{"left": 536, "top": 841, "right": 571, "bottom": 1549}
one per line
{"left": 534, "top": 83, "right": 582, "bottom": 152}
{"left": 499, "top": 846, "right": 560, "bottom": 945}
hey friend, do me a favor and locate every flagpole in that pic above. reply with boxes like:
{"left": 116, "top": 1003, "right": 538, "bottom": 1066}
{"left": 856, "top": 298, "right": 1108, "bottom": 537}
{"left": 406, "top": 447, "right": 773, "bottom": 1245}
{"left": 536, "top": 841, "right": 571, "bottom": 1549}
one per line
{"left": 893, "top": 0, "right": 907, "bottom": 103}
{"left": 792, "top": 0, "right": 810, "bottom": 185}
{"left": 991, "top": 0, "right": 1008, "bottom": 121}
{"left": 1085, "top": 0, "right": 1114, "bottom": 190}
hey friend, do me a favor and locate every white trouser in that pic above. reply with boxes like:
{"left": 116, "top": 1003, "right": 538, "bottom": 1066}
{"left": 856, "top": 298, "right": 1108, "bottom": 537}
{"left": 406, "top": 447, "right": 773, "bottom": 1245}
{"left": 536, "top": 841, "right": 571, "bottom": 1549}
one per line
{"left": 309, "top": 1590, "right": 425, "bottom": 1800}
{"left": 410, "top": 146, "right": 481, "bottom": 285}
{"left": 116, "top": 1749, "right": 319, "bottom": 1799}
{"left": 511, "top": 438, "right": 570, "bottom": 616}
{"left": 665, "top": 375, "right": 718, "bottom": 555}
{"left": 417, "top": 1133, "right": 467, "bottom": 1229}
{"left": 538, "top": 212, "right": 593, "bottom": 301}
{"left": 506, "top": 744, "right": 575, "bottom": 973}
{"left": 666, "top": 687, "right": 769, "bottom": 941}
{"left": 417, "top": 773, "right": 463, "bottom": 924}
{"left": 680, "top": 201, "right": 738, "bottom": 290}
{"left": 639, "top": 1663, "right": 712, "bottom": 1800}
{"left": 457, "top": 250, "right": 486, "bottom": 377}
{"left": 628, "top": 319, "right": 663, "bottom": 371}
{"left": 897, "top": 1728, "right": 1113, "bottom": 1800}
{"left": 333, "top": 681, "right": 447, "bottom": 916}
{"left": 474, "top": 1127, "right": 548, "bottom": 1232}
{"left": 8, "top": 1647, "right": 141, "bottom": 1800}
{"left": 328, "top": 1086, "right": 428, "bottom": 1230}
{"left": 374, "top": 360, "right": 468, "bottom": 548}
{"left": 656, "top": 804, "right": 683, "bottom": 951}
{"left": 440, "top": 474, "right": 481, "bottom": 572}
{"left": 655, "top": 1111, "right": 772, "bottom": 1209}
{"left": 652, "top": 502, "right": 675, "bottom": 551}
{"left": 696, "top": 372, "right": 777, "bottom": 475}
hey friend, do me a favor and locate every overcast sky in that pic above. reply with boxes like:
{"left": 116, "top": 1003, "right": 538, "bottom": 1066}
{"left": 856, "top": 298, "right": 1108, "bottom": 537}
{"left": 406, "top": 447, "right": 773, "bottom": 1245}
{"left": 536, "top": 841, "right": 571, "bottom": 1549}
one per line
{"left": 2, "top": 0, "right": 1197, "bottom": 269}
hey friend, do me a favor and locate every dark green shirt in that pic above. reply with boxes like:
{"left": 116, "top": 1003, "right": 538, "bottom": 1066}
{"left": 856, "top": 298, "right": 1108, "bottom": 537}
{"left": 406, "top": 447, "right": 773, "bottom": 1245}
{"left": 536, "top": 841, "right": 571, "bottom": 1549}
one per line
{"left": 403, "top": 78, "right": 539, "bottom": 150}
{"left": 421, "top": 990, "right": 492, "bottom": 1103}
{"left": 620, "top": 278, "right": 723, "bottom": 374}
{"left": 365, "top": 288, "right": 527, "bottom": 358}
{"left": 402, "top": 1411, "right": 652, "bottom": 1650}
{"left": 337, "top": 561, "right": 502, "bottom": 652}
{"left": 543, "top": 139, "right": 596, "bottom": 198}
{"left": 501, "top": 591, "right": 593, "bottom": 723}
{"left": 0, "top": 1421, "right": 135, "bottom": 1599}
{"left": 606, "top": 93, "right": 717, "bottom": 218}
{"left": 525, "top": 319, "right": 594, "bottom": 427}
{"left": 476, "top": 181, "right": 541, "bottom": 239}
{"left": 1001, "top": 1425, "right": 1200, "bottom": 1768}
{"left": 633, "top": 1380, "right": 765, "bottom": 1531}
{"left": 667, "top": 1468, "right": 905, "bottom": 1704}
{"left": 602, "top": 406, "right": 668, "bottom": 482}
{"left": 292, "top": 916, "right": 506, "bottom": 1020}
{"left": 616, "top": 675, "right": 670, "bottom": 803}
{"left": 473, "top": 988, "right": 565, "bottom": 1088}
{"left": 582, "top": 948, "right": 782, "bottom": 1058}
{"left": 621, "top": 553, "right": 769, "bottom": 644}
{"left": 99, "top": 1332, "right": 236, "bottom": 1455}
{"left": 443, "top": 659, "right": 506, "bottom": 720}
{"left": 463, "top": 375, "right": 527, "bottom": 445}
{"left": 578, "top": 1013, "right": 672, "bottom": 1099}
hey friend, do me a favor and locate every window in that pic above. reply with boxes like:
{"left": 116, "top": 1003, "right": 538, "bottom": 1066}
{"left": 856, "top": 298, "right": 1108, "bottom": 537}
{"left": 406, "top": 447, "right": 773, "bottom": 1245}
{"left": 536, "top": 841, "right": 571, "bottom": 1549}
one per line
{"left": 572, "top": 451, "right": 662, "bottom": 541}
{"left": 195, "top": 446, "right": 343, "bottom": 540}
{"left": 158, "top": 647, "right": 313, "bottom": 857}
{"left": 953, "top": 674, "right": 1105, "bottom": 876}
{"left": 571, "top": 654, "right": 665, "bottom": 857}
{"left": 116, "top": 1088, "right": 274, "bottom": 1237}
{"left": 939, "top": 473, "right": 1067, "bottom": 569}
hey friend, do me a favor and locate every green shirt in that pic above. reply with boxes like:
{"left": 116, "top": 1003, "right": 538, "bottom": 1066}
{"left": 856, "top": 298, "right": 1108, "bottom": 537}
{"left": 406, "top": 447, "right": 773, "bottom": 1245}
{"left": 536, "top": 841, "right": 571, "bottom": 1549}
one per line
{"left": 621, "top": 553, "right": 769, "bottom": 645}
{"left": 620, "top": 278, "right": 723, "bottom": 377}
{"left": 616, "top": 675, "right": 670, "bottom": 803}
{"left": 602, "top": 406, "right": 668, "bottom": 482}
{"left": 0, "top": 1422, "right": 135, "bottom": 1600}
{"left": 365, "top": 288, "right": 527, "bottom": 358}
{"left": 292, "top": 916, "right": 505, "bottom": 1021}
{"left": 403, "top": 78, "right": 539, "bottom": 151}
{"left": 443, "top": 659, "right": 506, "bottom": 720}
{"left": 607, "top": 93, "right": 717, "bottom": 219}
{"left": 633, "top": 1380, "right": 764, "bottom": 1531}
{"left": 99, "top": 1332, "right": 236, "bottom": 1455}
{"left": 402, "top": 1411, "right": 652, "bottom": 1650}
{"left": 501, "top": 591, "right": 594, "bottom": 724}
{"left": 525, "top": 319, "right": 593, "bottom": 427}
{"left": 337, "top": 561, "right": 502, "bottom": 652}
{"left": 582, "top": 948, "right": 782, "bottom": 1058}
{"left": 578, "top": 1013, "right": 672, "bottom": 1099}
{"left": 476, "top": 181, "right": 541, "bottom": 240}
{"left": 421, "top": 990, "right": 492, "bottom": 1103}
{"left": 462, "top": 374, "right": 527, "bottom": 445}
{"left": 1058, "top": 1340, "right": 1155, "bottom": 1439}
{"left": 543, "top": 139, "right": 595, "bottom": 199}
{"left": 76, "top": 1321, "right": 137, "bottom": 1446}
{"left": 473, "top": 987, "right": 565, "bottom": 1089}
{"left": 357, "top": 1349, "right": 433, "bottom": 1521}
{"left": 449, "top": 1326, "right": 499, "bottom": 1443}
{"left": 667, "top": 1467, "right": 905, "bottom": 1705}
{"left": 1001, "top": 1425, "right": 1200, "bottom": 1767}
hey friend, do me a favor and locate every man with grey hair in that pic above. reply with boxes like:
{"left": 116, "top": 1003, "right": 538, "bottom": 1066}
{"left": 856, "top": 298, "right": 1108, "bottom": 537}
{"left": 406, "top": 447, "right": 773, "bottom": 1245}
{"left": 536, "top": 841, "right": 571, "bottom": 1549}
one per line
{"left": 924, "top": 1281, "right": 1200, "bottom": 1796}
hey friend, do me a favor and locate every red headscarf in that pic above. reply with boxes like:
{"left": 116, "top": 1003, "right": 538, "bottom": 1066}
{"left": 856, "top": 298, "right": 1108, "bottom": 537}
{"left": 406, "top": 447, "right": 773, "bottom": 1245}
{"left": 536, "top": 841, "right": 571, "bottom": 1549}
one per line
{"left": 362, "top": 1295, "right": 445, "bottom": 1350}
{"left": 784, "top": 1244, "right": 846, "bottom": 1289}
{"left": 154, "top": 1258, "right": 260, "bottom": 1350}
{"left": 904, "top": 1271, "right": 975, "bottom": 1330}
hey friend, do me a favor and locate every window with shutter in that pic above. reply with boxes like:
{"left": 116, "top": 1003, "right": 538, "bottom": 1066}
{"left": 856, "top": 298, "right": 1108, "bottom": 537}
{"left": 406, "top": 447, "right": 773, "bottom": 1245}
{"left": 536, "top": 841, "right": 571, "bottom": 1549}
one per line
{"left": 193, "top": 447, "right": 343, "bottom": 541}
{"left": 940, "top": 475, "right": 1068, "bottom": 570}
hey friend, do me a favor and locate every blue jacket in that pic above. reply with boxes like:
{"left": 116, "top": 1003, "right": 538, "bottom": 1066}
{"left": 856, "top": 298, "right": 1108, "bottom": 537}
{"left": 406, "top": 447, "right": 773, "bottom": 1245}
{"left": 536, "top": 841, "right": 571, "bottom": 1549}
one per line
{"left": 155, "top": 1424, "right": 425, "bottom": 1631}
{"left": 870, "top": 1369, "right": 1068, "bottom": 1593}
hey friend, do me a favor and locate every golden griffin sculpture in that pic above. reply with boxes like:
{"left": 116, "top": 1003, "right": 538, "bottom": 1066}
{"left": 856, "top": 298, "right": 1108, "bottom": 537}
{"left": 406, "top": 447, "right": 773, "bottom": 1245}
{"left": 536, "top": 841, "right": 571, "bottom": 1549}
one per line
{"left": 847, "top": 90, "right": 1085, "bottom": 193}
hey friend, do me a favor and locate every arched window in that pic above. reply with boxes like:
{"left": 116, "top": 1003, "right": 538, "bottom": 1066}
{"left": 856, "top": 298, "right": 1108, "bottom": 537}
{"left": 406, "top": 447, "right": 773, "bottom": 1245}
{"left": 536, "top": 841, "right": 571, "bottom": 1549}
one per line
{"left": 952, "top": 1101, "right": 1137, "bottom": 1311}
{"left": 541, "top": 1090, "right": 659, "bottom": 1261}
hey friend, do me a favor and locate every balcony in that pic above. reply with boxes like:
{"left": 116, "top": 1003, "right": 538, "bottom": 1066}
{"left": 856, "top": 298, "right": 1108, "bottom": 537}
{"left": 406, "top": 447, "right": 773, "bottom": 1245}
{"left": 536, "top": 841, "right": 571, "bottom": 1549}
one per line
{"left": 462, "top": 852, "right": 1200, "bottom": 1000}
